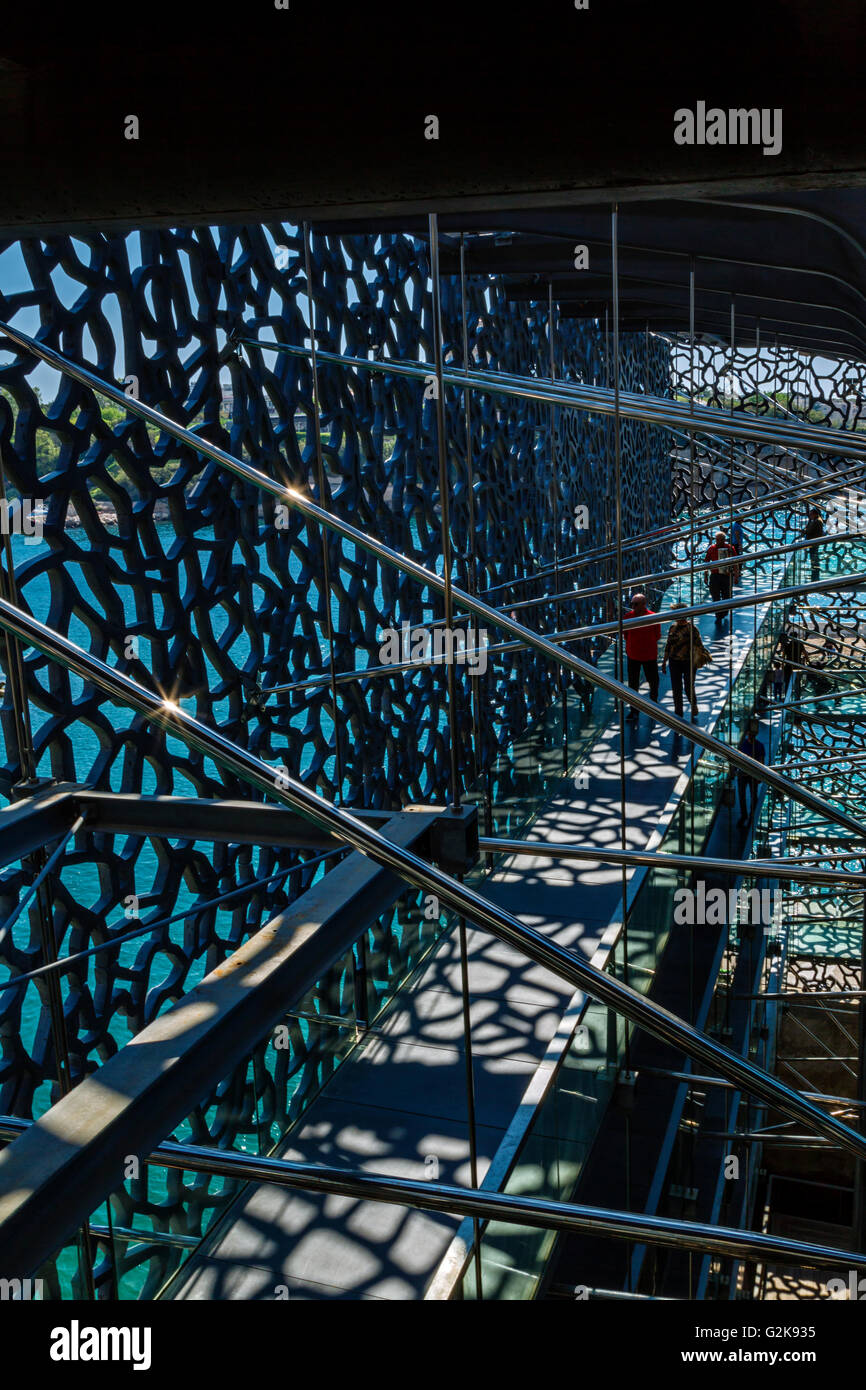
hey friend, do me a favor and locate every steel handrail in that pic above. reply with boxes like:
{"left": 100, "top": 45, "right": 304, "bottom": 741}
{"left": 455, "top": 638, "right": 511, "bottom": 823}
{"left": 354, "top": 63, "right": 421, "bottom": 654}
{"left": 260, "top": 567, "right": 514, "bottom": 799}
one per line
{"left": 475, "top": 837, "right": 866, "bottom": 888}
{"left": 505, "top": 465, "right": 866, "bottom": 596}
{"left": 1, "top": 320, "right": 863, "bottom": 840}
{"left": 0, "top": 1115, "right": 859, "bottom": 1276}
{"left": 260, "top": 542, "right": 866, "bottom": 697}
{"left": 0, "top": 597, "right": 863, "bottom": 1160}
{"left": 242, "top": 337, "right": 866, "bottom": 459}
{"left": 264, "top": 565, "right": 866, "bottom": 696}
{"left": 486, "top": 463, "right": 866, "bottom": 597}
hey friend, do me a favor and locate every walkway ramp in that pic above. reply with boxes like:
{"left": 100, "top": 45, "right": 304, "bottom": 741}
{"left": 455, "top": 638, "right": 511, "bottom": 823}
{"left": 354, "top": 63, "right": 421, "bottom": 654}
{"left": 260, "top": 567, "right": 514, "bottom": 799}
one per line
{"left": 169, "top": 574, "right": 786, "bottom": 1300}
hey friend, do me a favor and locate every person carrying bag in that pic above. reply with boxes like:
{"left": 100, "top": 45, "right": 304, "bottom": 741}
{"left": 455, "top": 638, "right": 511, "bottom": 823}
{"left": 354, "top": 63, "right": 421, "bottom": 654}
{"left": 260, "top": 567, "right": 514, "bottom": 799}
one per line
{"left": 662, "top": 602, "right": 712, "bottom": 721}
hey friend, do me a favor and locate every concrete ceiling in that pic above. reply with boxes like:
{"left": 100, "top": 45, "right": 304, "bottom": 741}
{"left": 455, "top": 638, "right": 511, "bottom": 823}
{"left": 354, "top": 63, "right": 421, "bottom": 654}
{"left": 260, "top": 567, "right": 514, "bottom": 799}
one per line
{"left": 1, "top": 0, "right": 865, "bottom": 234}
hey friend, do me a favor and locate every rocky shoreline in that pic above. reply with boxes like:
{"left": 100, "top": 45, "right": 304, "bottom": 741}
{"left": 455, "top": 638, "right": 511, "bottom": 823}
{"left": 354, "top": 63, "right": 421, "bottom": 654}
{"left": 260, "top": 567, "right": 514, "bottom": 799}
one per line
{"left": 64, "top": 480, "right": 360, "bottom": 528}
{"left": 63, "top": 500, "right": 174, "bottom": 527}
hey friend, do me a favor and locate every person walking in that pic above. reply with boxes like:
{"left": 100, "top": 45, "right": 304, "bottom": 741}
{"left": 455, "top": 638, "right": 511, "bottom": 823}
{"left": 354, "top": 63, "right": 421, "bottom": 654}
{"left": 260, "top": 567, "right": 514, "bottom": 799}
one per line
{"left": 622, "top": 591, "right": 661, "bottom": 722}
{"left": 783, "top": 628, "right": 804, "bottom": 678}
{"left": 704, "top": 530, "right": 738, "bottom": 623}
{"left": 804, "top": 507, "right": 824, "bottom": 583}
{"left": 736, "top": 716, "right": 766, "bottom": 828}
{"left": 661, "top": 602, "right": 711, "bottom": 721}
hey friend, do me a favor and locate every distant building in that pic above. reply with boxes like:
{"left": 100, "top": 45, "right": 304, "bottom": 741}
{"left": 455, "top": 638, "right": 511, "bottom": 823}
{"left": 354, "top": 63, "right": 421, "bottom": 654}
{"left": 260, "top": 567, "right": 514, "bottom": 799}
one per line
{"left": 221, "top": 384, "right": 300, "bottom": 424}
{"left": 790, "top": 392, "right": 865, "bottom": 427}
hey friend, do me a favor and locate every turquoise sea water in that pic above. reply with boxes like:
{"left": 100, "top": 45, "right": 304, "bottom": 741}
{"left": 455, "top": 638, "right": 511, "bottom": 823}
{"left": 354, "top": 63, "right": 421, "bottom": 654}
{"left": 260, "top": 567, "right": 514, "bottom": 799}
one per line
{"left": 1, "top": 522, "right": 356, "bottom": 1101}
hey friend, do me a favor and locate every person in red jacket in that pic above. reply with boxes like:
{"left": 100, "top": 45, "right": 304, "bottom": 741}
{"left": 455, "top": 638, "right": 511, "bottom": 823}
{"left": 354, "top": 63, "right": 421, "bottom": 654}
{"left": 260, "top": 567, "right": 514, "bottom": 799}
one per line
{"left": 704, "top": 530, "right": 738, "bottom": 622}
{"left": 623, "top": 591, "right": 661, "bottom": 721}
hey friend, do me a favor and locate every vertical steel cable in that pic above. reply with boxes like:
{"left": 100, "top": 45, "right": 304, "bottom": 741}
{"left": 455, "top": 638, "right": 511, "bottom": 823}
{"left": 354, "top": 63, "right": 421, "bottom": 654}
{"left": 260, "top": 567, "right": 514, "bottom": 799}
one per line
{"left": 728, "top": 299, "right": 736, "bottom": 760}
{"left": 856, "top": 868, "right": 866, "bottom": 1252}
{"left": 773, "top": 332, "right": 782, "bottom": 741}
{"left": 688, "top": 259, "right": 697, "bottom": 1026}
{"left": 726, "top": 314, "right": 739, "bottom": 979}
{"left": 428, "top": 215, "right": 461, "bottom": 815}
{"left": 688, "top": 257, "right": 697, "bottom": 631}
{"left": 0, "top": 461, "right": 36, "bottom": 782}
{"left": 754, "top": 321, "right": 761, "bottom": 711}
{"left": 644, "top": 322, "right": 651, "bottom": 550}
{"left": 303, "top": 222, "right": 346, "bottom": 806}
{"left": 604, "top": 305, "right": 612, "bottom": 562}
{"left": 687, "top": 261, "right": 698, "bottom": 900}
{"left": 611, "top": 208, "right": 633, "bottom": 1289}
{"left": 0, "top": 458, "right": 75, "bottom": 1093}
{"left": 0, "top": 447, "right": 94, "bottom": 1292}
{"left": 430, "top": 215, "right": 481, "bottom": 1298}
{"left": 459, "top": 235, "right": 491, "bottom": 841}
{"left": 303, "top": 224, "right": 365, "bottom": 1042}
{"left": 549, "top": 283, "right": 568, "bottom": 772}
{"left": 612, "top": 208, "right": 633, "bottom": 1146}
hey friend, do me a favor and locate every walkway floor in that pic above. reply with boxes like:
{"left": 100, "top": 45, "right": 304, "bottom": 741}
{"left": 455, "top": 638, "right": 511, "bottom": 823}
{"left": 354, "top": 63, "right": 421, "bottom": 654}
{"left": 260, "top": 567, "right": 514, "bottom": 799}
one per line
{"left": 171, "top": 561, "right": 786, "bottom": 1300}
